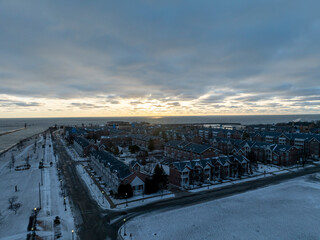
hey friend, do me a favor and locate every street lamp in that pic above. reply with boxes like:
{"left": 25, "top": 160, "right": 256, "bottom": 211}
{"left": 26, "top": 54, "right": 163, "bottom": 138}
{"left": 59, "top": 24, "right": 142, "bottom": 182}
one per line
{"left": 34, "top": 207, "right": 37, "bottom": 228}
{"left": 208, "top": 177, "right": 210, "bottom": 189}
{"left": 72, "top": 229, "right": 74, "bottom": 240}
{"left": 101, "top": 191, "right": 104, "bottom": 203}
{"left": 64, "top": 197, "right": 67, "bottom": 211}
{"left": 125, "top": 193, "right": 128, "bottom": 207}
{"left": 123, "top": 218, "right": 127, "bottom": 236}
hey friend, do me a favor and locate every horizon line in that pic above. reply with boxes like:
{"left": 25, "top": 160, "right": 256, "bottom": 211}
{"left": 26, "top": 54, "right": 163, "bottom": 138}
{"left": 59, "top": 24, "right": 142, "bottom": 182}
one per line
{"left": 1, "top": 113, "right": 320, "bottom": 120}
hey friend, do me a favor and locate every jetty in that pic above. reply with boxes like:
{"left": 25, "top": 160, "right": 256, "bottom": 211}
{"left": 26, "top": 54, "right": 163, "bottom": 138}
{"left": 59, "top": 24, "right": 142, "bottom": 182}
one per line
{"left": 0, "top": 127, "right": 25, "bottom": 137}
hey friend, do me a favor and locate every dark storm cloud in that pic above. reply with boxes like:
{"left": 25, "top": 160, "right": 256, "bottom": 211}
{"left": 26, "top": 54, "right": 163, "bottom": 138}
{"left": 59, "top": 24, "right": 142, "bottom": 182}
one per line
{"left": 71, "top": 103, "right": 107, "bottom": 109}
{"left": 130, "top": 101, "right": 143, "bottom": 105}
{"left": 0, "top": 100, "right": 42, "bottom": 107}
{"left": 1, "top": 0, "right": 320, "bottom": 112}
{"left": 109, "top": 100, "right": 120, "bottom": 104}
{"left": 167, "top": 102, "right": 181, "bottom": 106}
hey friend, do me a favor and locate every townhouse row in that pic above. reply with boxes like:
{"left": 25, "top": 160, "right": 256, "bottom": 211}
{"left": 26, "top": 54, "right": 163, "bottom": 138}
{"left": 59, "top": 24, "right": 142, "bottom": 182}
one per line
{"left": 164, "top": 140, "right": 219, "bottom": 161}
{"left": 198, "top": 127, "right": 320, "bottom": 159}
{"left": 212, "top": 137, "right": 300, "bottom": 166}
{"left": 90, "top": 150, "right": 149, "bottom": 195}
{"left": 163, "top": 155, "right": 249, "bottom": 188}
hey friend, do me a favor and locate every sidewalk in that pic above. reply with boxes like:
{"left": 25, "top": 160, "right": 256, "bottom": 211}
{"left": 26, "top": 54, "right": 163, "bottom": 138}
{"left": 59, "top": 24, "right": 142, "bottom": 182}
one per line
{"left": 83, "top": 165, "right": 116, "bottom": 208}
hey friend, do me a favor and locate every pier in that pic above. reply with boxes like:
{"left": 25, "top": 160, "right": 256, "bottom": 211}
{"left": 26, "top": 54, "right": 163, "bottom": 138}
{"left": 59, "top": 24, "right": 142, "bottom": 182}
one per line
{"left": 0, "top": 127, "right": 26, "bottom": 137}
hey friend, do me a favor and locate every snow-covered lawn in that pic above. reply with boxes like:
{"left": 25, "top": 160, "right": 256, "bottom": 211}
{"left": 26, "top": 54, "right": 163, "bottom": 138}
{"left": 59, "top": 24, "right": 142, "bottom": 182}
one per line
{"left": 0, "top": 133, "right": 76, "bottom": 239}
{"left": 256, "top": 163, "right": 280, "bottom": 173}
{"left": 123, "top": 176, "right": 320, "bottom": 240}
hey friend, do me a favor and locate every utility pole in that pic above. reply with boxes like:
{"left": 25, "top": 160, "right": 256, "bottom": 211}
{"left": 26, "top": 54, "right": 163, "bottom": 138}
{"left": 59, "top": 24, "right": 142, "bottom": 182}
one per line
{"left": 38, "top": 182, "right": 42, "bottom": 209}
{"left": 41, "top": 167, "right": 43, "bottom": 186}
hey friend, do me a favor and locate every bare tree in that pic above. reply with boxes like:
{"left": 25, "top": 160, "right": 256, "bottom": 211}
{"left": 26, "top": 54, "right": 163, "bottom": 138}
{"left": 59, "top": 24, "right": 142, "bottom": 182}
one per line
{"left": 8, "top": 196, "right": 18, "bottom": 209}
{"left": 18, "top": 140, "right": 23, "bottom": 150}
{"left": 0, "top": 210, "right": 3, "bottom": 224}
{"left": 12, "top": 203, "right": 21, "bottom": 215}
{"left": 7, "top": 162, "right": 12, "bottom": 172}
{"left": 34, "top": 141, "right": 37, "bottom": 153}
{"left": 8, "top": 196, "right": 21, "bottom": 214}
{"left": 11, "top": 154, "right": 15, "bottom": 168}
{"left": 25, "top": 155, "right": 30, "bottom": 166}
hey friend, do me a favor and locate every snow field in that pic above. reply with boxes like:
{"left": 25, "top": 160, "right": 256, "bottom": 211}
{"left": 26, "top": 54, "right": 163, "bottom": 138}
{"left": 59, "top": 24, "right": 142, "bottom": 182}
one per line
{"left": 123, "top": 175, "right": 320, "bottom": 240}
{"left": 0, "top": 133, "right": 76, "bottom": 239}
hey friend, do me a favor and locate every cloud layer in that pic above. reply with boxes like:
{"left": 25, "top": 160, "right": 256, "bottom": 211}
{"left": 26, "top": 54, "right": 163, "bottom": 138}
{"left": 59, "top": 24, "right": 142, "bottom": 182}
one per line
{"left": 1, "top": 0, "right": 320, "bottom": 117}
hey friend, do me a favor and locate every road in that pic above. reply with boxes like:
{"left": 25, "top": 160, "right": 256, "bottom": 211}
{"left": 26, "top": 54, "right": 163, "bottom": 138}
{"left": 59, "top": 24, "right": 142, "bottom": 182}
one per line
{"left": 53, "top": 136, "right": 320, "bottom": 240}
{"left": 54, "top": 137, "right": 110, "bottom": 239}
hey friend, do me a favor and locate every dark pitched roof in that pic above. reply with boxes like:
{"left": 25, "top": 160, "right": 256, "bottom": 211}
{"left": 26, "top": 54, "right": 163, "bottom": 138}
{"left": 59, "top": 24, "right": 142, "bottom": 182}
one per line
{"left": 124, "top": 171, "right": 150, "bottom": 184}
{"left": 233, "top": 155, "right": 249, "bottom": 164}
{"left": 132, "top": 134, "right": 161, "bottom": 141}
{"left": 272, "top": 144, "right": 294, "bottom": 153}
{"left": 252, "top": 142, "right": 273, "bottom": 148}
{"left": 173, "top": 161, "right": 192, "bottom": 172}
{"left": 91, "top": 150, "right": 132, "bottom": 179}
{"left": 183, "top": 143, "right": 213, "bottom": 154}
{"left": 285, "top": 133, "right": 315, "bottom": 141}
{"left": 74, "top": 137, "right": 90, "bottom": 148}
{"left": 309, "top": 135, "right": 320, "bottom": 142}
{"left": 165, "top": 140, "right": 190, "bottom": 149}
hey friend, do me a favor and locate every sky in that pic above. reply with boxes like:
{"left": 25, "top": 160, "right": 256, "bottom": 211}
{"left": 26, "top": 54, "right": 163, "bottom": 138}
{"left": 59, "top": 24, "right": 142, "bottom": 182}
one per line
{"left": 1, "top": 0, "right": 320, "bottom": 118}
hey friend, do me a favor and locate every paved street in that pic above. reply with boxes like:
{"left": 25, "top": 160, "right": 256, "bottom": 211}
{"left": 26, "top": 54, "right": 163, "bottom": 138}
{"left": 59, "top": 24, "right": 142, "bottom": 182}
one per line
{"left": 54, "top": 136, "right": 320, "bottom": 240}
{"left": 54, "top": 138, "right": 110, "bottom": 240}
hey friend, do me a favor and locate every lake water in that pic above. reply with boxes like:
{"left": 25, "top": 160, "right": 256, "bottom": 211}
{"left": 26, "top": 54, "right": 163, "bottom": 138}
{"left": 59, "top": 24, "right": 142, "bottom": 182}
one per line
{"left": 1, "top": 115, "right": 320, "bottom": 152}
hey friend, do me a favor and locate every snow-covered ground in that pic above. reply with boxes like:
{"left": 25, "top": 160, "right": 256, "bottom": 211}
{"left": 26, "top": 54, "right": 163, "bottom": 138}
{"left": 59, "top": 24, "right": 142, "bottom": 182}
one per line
{"left": 123, "top": 175, "right": 320, "bottom": 240}
{"left": 0, "top": 133, "right": 76, "bottom": 239}
{"left": 113, "top": 193, "right": 175, "bottom": 210}
{"left": 256, "top": 163, "right": 280, "bottom": 172}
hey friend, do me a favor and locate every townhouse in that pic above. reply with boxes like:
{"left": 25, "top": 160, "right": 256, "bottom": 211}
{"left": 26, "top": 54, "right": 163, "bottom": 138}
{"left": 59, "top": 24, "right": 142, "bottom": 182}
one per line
{"left": 167, "top": 155, "right": 249, "bottom": 188}
{"left": 250, "top": 142, "right": 299, "bottom": 166}
{"left": 272, "top": 144, "right": 300, "bottom": 166}
{"left": 90, "top": 150, "right": 150, "bottom": 195}
{"left": 73, "top": 137, "right": 96, "bottom": 157}
{"left": 309, "top": 136, "right": 320, "bottom": 159}
{"left": 131, "top": 134, "right": 164, "bottom": 150}
{"left": 164, "top": 140, "right": 219, "bottom": 160}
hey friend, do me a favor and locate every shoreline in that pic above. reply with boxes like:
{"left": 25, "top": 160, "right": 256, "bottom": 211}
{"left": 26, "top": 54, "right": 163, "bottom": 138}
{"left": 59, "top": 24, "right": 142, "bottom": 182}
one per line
{"left": 0, "top": 128, "right": 49, "bottom": 157}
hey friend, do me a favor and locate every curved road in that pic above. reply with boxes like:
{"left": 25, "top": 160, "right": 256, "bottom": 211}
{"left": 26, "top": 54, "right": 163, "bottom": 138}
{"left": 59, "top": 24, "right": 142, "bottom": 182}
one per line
{"left": 54, "top": 136, "right": 320, "bottom": 240}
